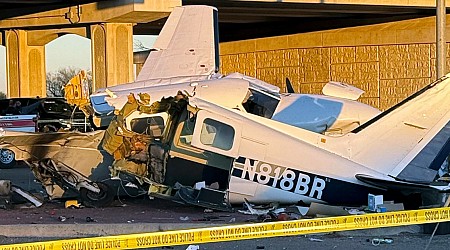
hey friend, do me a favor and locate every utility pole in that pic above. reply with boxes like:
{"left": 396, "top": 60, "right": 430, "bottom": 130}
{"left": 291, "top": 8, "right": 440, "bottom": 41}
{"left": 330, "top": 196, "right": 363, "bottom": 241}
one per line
{"left": 436, "top": 0, "right": 447, "bottom": 79}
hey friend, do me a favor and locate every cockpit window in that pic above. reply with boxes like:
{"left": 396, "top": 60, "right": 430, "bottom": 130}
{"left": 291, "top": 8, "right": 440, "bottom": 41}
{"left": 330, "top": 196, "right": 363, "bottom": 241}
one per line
{"left": 242, "top": 88, "right": 279, "bottom": 118}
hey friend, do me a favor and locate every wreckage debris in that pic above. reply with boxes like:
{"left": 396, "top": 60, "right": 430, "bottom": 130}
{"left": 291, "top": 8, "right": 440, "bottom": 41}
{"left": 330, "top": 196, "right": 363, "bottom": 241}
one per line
{"left": 86, "top": 216, "right": 97, "bottom": 222}
{"left": 65, "top": 200, "right": 81, "bottom": 208}
{"left": 369, "top": 238, "right": 394, "bottom": 246}
{"left": 0, "top": 180, "right": 43, "bottom": 209}
{"left": 179, "top": 216, "right": 190, "bottom": 221}
{"left": 0, "top": 180, "right": 11, "bottom": 209}
{"left": 11, "top": 186, "right": 43, "bottom": 207}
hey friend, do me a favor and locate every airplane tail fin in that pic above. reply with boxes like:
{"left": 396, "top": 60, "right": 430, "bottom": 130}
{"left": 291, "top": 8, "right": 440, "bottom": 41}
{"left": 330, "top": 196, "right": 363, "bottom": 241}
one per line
{"left": 136, "top": 5, "right": 220, "bottom": 82}
{"left": 349, "top": 74, "right": 450, "bottom": 185}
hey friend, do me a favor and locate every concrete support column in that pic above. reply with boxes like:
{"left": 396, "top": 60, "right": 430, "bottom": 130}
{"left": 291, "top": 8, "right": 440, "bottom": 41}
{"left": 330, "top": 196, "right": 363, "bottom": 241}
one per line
{"left": 90, "top": 23, "right": 133, "bottom": 91}
{"left": 4, "top": 30, "right": 46, "bottom": 97}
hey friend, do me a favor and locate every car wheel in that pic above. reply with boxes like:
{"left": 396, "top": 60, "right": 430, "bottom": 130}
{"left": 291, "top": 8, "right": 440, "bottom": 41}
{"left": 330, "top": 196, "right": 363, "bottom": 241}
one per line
{"left": 79, "top": 182, "right": 115, "bottom": 208}
{"left": 41, "top": 124, "right": 58, "bottom": 133}
{"left": 0, "top": 149, "right": 16, "bottom": 169}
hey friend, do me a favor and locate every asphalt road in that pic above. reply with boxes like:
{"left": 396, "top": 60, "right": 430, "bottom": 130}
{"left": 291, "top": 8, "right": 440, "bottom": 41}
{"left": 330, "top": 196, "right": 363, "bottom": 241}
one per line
{"left": 2, "top": 164, "right": 450, "bottom": 250}
{"left": 0, "top": 162, "right": 45, "bottom": 194}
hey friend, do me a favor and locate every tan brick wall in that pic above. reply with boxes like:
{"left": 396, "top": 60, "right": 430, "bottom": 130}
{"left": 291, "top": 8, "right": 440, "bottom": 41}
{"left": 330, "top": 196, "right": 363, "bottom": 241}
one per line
{"left": 220, "top": 15, "right": 450, "bottom": 110}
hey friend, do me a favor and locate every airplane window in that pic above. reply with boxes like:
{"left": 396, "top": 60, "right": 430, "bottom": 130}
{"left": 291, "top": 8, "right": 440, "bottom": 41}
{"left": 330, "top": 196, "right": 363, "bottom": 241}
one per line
{"left": 242, "top": 89, "right": 279, "bottom": 118}
{"left": 200, "top": 118, "right": 234, "bottom": 150}
{"left": 178, "top": 116, "right": 196, "bottom": 145}
{"left": 130, "top": 116, "right": 165, "bottom": 137}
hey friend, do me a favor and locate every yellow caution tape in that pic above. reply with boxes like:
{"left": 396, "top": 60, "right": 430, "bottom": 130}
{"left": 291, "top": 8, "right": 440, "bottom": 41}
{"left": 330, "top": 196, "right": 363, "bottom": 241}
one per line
{"left": 1, "top": 206, "right": 450, "bottom": 250}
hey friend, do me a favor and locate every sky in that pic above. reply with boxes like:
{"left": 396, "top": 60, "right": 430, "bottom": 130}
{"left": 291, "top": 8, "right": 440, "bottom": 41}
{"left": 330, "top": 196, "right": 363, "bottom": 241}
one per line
{"left": 0, "top": 34, "right": 156, "bottom": 95}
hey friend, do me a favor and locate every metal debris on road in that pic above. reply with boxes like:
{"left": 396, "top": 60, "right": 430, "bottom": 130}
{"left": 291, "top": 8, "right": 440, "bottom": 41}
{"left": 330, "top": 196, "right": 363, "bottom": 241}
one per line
{"left": 179, "top": 216, "right": 189, "bottom": 221}
{"left": 370, "top": 238, "right": 394, "bottom": 246}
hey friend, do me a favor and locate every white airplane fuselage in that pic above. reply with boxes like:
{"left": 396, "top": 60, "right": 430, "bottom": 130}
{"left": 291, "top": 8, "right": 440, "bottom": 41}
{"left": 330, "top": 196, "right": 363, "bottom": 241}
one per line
{"left": 177, "top": 96, "right": 386, "bottom": 206}
{"left": 103, "top": 76, "right": 386, "bottom": 206}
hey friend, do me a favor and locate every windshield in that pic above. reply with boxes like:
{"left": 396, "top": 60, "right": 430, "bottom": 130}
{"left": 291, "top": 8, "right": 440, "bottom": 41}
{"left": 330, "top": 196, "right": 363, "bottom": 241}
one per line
{"left": 242, "top": 88, "right": 280, "bottom": 118}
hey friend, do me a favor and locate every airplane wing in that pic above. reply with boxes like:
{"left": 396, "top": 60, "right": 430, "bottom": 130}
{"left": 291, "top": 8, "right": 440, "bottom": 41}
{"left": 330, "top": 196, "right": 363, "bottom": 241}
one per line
{"left": 136, "top": 5, "right": 219, "bottom": 82}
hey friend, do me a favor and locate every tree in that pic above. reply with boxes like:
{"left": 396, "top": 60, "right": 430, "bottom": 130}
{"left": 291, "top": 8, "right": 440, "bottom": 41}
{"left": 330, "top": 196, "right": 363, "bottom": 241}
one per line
{"left": 134, "top": 39, "right": 149, "bottom": 52}
{"left": 46, "top": 67, "right": 92, "bottom": 97}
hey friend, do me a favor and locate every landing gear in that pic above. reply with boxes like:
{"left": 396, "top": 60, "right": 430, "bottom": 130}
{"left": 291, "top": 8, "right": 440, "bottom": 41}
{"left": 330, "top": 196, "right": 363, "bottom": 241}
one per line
{"left": 26, "top": 159, "right": 115, "bottom": 207}
{"left": 80, "top": 182, "right": 115, "bottom": 208}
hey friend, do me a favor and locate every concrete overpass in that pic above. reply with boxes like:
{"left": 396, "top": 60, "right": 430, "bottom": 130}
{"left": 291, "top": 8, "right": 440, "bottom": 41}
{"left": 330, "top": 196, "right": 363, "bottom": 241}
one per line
{"left": 0, "top": 0, "right": 446, "bottom": 97}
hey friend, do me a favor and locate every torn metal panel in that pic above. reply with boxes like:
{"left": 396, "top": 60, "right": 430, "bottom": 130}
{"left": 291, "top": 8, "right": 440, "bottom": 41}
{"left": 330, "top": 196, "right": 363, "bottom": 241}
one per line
{"left": 11, "top": 186, "right": 43, "bottom": 207}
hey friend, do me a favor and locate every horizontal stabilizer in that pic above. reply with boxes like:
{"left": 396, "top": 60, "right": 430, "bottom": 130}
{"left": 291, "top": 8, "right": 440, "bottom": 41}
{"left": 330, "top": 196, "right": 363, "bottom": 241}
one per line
{"left": 395, "top": 121, "right": 450, "bottom": 184}
{"left": 355, "top": 174, "right": 442, "bottom": 191}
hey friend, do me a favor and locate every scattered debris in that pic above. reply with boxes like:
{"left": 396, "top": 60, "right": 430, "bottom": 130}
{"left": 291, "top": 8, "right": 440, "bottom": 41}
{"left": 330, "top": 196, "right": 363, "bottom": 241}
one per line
{"left": 58, "top": 216, "right": 67, "bottom": 222}
{"left": 256, "top": 246, "right": 265, "bottom": 249}
{"left": 379, "top": 201, "right": 404, "bottom": 212}
{"left": 309, "top": 237, "right": 323, "bottom": 242}
{"left": 11, "top": 186, "right": 43, "bottom": 207}
{"left": 186, "top": 245, "right": 199, "bottom": 250}
{"left": 86, "top": 216, "right": 98, "bottom": 222}
{"left": 193, "top": 215, "right": 227, "bottom": 222}
{"left": 65, "top": 200, "right": 80, "bottom": 208}
{"left": 370, "top": 238, "right": 394, "bottom": 246}
{"left": 229, "top": 217, "right": 236, "bottom": 223}
{"left": 0, "top": 180, "right": 10, "bottom": 195}
{"left": 238, "top": 198, "right": 278, "bottom": 215}
{"left": 239, "top": 199, "right": 362, "bottom": 222}
{"left": 179, "top": 216, "right": 190, "bottom": 221}
{"left": 346, "top": 208, "right": 365, "bottom": 215}
{"left": 304, "top": 202, "right": 351, "bottom": 217}
{"left": 277, "top": 213, "right": 289, "bottom": 221}
{"left": 194, "top": 181, "right": 206, "bottom": 190}
{"left": 368, "top": 194, "right": 384, "bottom": 212}
{"left": 0, "top": 180, "right": 11, "bottom": 209}
{"left": 203, "top": 209, "right": 213, "bottom": 213}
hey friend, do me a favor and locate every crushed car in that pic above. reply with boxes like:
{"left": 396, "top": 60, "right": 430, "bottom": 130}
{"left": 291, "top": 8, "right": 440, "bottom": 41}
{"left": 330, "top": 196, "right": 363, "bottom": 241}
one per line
{"left": 0, "top": 97, "right": 92, "bottom": 169}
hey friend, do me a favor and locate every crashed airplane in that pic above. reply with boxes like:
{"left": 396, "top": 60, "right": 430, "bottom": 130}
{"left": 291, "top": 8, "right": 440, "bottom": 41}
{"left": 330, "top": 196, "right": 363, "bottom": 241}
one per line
{"left": 1, "top": 5, "right": 450, "bottom": 211}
